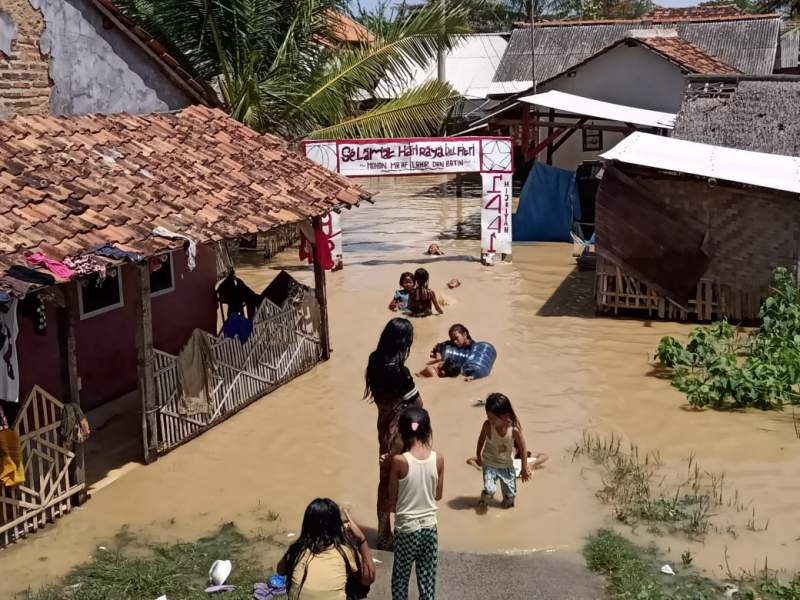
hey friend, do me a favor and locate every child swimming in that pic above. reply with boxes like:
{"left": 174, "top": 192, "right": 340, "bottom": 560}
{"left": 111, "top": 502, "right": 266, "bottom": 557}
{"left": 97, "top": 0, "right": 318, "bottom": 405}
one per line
{"left": 407, "top": 268, "right": 443, "bottom": 317}
{"left": 418, "top": 324, "right": 473, "bottom": 378}
{"left": 389, "top": 272, "right": 415, "bottom": 313}
{"left": 474, "top": 393, "right": 530, "bottom": 510}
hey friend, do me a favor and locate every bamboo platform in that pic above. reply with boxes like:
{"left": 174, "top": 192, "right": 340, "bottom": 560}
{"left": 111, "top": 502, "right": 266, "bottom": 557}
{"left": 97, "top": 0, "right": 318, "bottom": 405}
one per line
{"left": 594, "top": 258, "right": 765, "bottom": 321}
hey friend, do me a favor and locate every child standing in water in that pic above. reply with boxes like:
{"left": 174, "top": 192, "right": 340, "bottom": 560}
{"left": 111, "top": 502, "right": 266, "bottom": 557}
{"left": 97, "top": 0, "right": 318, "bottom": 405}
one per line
{"left": 407, "top": 268, "right": 444, "bottom": 317}
{"left": 389, "top": 272, "right": 415, "bottom": 313}
{"left": 388, "top": 407, "right": 444, "bottom": 600}
{"left": 475, "top": 393, "right": 529, "bottom": 510}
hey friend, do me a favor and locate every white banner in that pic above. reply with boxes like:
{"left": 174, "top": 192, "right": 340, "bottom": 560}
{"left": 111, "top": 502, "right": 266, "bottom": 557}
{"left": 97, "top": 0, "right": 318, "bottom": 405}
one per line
{"left": 481, "top": 173, "right": 513, "bottom": 256}
{"left": 337, "top": 139, "right": 483, "bottom": 176}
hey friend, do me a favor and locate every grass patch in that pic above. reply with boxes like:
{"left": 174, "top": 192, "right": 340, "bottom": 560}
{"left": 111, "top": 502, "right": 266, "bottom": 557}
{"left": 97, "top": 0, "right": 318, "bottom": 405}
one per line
{"left": 585, "top": 530, "right": 800, "bottom": 600}
{"left": 573, "top": 432, "right": 748, "bottom": 539}
{"left": 585, "top": 529, "right": 718, "bottom": 599}
{"left": 20, "top": 522, "right": 283, "bottom": 600}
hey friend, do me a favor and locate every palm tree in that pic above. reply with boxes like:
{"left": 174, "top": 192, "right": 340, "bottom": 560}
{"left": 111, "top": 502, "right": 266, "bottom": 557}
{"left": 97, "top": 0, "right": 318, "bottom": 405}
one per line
{"left": 117, "top": 0, "right": 469, "bottom": 140}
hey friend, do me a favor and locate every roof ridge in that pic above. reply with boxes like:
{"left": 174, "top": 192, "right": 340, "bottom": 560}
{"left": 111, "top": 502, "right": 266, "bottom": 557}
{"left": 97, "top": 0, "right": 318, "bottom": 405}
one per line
{"left": 514, "top": 12, "right": 782, "bottom": 28}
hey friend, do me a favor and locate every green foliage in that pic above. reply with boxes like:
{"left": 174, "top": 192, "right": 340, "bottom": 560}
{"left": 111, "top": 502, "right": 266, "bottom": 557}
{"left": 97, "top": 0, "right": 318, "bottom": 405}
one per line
{"left": 584, "top": 529, "right": 718, "bottom": 599}
{"left": 23, "top": 524, "right": 274, "bottom": 600}
{"left": 656, "top": 268, "right": 800, "bottom": 410}
{"left": 573, "top": 433, "right": 726, "bottom": 539}
{"left": 117, "top": 0, "right": 469, "bottom": 139}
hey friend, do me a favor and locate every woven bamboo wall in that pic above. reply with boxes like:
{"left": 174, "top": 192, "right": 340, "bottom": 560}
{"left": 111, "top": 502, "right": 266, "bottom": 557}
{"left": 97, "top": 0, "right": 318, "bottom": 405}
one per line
{"left": 595, "top": 167, "right": 800, "bottom": 321}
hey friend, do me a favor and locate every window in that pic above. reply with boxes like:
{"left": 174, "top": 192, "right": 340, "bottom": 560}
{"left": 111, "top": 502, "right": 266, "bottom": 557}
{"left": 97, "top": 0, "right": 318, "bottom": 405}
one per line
{"left": 150, "top": 253, "right": 175, "bottom": 297}
{"left": 79, "top": 268, "right": 123, "bottom": 319}
{"left": 582, "top": 128, "right": 603, "bottom": 152}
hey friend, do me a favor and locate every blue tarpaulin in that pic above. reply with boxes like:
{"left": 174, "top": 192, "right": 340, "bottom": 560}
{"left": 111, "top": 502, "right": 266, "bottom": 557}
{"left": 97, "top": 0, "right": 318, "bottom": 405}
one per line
{"left": 513, "top": 161, "right": 580, "bottom": 242}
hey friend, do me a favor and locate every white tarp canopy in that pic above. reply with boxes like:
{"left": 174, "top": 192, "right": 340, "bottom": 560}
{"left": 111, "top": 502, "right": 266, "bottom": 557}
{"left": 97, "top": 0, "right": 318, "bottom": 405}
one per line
{"left": 601, "top": 132, "right": 800, "bottom": 195}
{"left": 518, "top": 90, "right": 677, "bottom": 129}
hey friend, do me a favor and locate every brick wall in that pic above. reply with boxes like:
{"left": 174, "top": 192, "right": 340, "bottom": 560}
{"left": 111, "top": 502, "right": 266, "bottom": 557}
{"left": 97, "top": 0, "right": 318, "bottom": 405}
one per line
{"left": 0, "top": 0, "right": 51, "bottom": 118}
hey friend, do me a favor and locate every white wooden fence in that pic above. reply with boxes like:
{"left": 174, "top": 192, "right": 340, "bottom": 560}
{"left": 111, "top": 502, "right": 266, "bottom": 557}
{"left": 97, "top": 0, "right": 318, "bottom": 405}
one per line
{"left": 0, "top": 386, "right": 85, "bottom": 547}
{"left": 152, "top": 295, "right": 322, "bottom": 454}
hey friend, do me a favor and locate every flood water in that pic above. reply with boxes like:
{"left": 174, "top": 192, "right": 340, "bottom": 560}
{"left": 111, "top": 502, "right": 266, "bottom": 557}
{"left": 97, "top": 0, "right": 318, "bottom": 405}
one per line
{"left": 1, "top": 176, "right": 799, "bottom": 595}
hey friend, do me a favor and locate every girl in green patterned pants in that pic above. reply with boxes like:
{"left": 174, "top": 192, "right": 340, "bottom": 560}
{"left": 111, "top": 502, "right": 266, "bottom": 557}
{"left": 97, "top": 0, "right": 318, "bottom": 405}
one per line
{"left": 388, "top": 407, "right": 444, "bottom": 600}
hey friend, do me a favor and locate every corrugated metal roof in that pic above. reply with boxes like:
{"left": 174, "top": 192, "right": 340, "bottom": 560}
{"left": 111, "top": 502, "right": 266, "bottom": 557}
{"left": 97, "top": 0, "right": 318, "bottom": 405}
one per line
{"left": 601, "top": 131, "right": 800, "bottom": 194}
{"left": 520, "top": 91, "right": 677, "bottom": 128}
{"left": 492, "top": 16, "right": 782, "bottom": 91}
{"left": 376, "top": 34, "right": 508, "bottom": 99}
{"left": 780, "top": 25, "right": 800, "bottom": 69}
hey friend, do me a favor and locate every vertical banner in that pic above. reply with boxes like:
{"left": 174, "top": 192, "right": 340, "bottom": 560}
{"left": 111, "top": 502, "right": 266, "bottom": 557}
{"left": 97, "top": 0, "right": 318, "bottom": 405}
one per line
{"left": 481, "top": 173, "right": 513, "bottom": 259}
{"left": 318, "top": 211, "right": 342, "bottom": 268}
{"left": 303, "top": 141, "right": 343, "bottom": 268}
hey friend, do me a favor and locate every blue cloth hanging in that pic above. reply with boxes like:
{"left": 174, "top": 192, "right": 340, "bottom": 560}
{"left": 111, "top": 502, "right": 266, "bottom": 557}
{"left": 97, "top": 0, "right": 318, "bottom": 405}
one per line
{"left": 512, "top": 161, "right": 580, "bottom": 242}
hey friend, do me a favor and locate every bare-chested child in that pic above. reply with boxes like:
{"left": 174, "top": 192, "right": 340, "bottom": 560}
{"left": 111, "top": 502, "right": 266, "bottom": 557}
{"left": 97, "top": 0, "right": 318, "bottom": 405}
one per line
{"left": 418, "top": 324, "right": 473, "bottom": 378}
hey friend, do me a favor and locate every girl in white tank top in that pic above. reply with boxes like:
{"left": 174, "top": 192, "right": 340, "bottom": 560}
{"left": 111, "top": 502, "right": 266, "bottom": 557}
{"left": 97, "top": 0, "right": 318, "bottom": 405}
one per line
{"left": 387, "top": 407, "right": 444, "bottom": 600}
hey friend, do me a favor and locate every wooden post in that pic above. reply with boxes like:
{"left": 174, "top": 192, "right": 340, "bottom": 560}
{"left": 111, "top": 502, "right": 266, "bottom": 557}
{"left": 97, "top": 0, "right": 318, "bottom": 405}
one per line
{"left": 521, "top": 104, "right": 530, "bottom": 158}
{"left": 312, "top": 216, "right": 331, "bottom": 360}
{"left": 546, "top": 108, "right": 555, "bottom": 165}
{"left": 134, "top": 265, "right": 158, "bottom": 463}
{"left": 59, "top": 282, "right": 87, "bottom": 503}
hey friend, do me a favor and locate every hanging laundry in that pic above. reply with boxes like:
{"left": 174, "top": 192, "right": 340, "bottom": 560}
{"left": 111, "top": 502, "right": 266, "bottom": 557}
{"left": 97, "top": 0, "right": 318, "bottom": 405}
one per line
{"left": 60, "top": 403, "right": 90, "bottom": 446}
{"left": 0, "top": 404, "right": 7, "bottom": 429}
{"left": 176, "top": 330, "right": 215, "bottom": 416}
{"left": 0, "top": 426, "right": 24, "bottom": 487}
{"left": 0, "top": 276, "right": 35, "bottom": 299}
{"left": 25, "top": 252, "right": 73, "bottom": 280}
{"left": 297, "top": 221, "right": 334, "bottom": 270}
{"left": 153, "top": 226, "right": 197, "bottom": 271}
{"left": 64, "top": 254, "right": 108, "bottom": 284}
{"left": 7, "top": 266, "right": 55, "bottom": 286}
{"left": 18, "top": 294, "right": 47, "bottom": 336}
{"left": 94, "top": 244, "right": 145, "bottom": 262}
{"left": 216, "top": 272, "right": 262, "bottom": 320}
{"left": 222, "top": 312, "right": 253, "bottom": 344}
{"left": 0, "top": 299, "right": 19, "bottom": 403}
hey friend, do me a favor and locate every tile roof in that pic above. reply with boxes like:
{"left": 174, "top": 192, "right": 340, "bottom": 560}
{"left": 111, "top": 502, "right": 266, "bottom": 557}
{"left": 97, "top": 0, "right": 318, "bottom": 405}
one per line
{"left": 643, "top": 5, "right": 746, "bottom": 20}
{"left": 325, "top": 10, "right": 375, "bottom": 44}
{"left": 0, "top": 105, "right": 369, "bottom": 276}
{"left": 633, "top": 35, "right": 740, "bottom": 74}
{"left": 89, "top": 0, "right": 221, "bottom": 107}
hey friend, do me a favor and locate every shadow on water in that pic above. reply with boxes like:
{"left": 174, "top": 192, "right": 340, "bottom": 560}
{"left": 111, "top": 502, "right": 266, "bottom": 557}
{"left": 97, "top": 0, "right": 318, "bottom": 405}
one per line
{"left": 537, "top": 267, "right": 597, "bottom": 318}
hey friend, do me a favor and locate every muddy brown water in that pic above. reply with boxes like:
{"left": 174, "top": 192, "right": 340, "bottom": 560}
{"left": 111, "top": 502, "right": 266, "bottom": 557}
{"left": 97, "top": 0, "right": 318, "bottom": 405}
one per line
{"left": 1, "top": 176, "right": 798, "bottom": 595}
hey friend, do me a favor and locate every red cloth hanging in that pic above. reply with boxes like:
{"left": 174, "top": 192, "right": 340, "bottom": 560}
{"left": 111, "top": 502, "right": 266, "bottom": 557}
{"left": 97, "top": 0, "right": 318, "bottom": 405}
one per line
{"left": 314, "top": 226, "right": 335, "bottom": 270}
{"left": 298, "top": 224, "right": 335, "bottom": 271}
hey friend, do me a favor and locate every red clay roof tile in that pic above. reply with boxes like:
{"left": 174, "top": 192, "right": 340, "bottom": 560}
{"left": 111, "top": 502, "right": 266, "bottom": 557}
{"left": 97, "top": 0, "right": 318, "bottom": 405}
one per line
{"left": 0, "top": 105, "right": 368, "bottom": 271}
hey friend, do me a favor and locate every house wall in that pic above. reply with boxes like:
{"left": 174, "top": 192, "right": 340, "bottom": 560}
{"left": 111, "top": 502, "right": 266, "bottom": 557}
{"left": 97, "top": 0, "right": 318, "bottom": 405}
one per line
{"left": 0, "top": 0, "right": 51, "bottom": 118}
{"left": 537, "top": 44, "right": 686, "bottom": 171}
{"left": 0, "top": 0, "right": 192, "bottom": 119}
{"left": 17, "top": 245, "right": 218, "bottom": 412}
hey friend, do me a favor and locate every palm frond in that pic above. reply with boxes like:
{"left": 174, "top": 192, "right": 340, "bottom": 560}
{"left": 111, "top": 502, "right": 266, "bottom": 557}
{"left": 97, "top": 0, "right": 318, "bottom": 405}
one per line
{"left": 297, "top": 2, "right": 469, "bottom": 123}
{"left": 305, "top": 79, "right": 459, "bottom": 139}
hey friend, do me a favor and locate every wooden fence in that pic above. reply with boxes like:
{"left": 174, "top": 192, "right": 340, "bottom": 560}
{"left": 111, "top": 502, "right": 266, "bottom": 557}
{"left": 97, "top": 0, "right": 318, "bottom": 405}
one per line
{"left": 152, "top": 294, "right": 322, "bottom": 454}
{"left": 0, "top": 387, "right": 85, "bottom": 548}
{"left": 595, "top": 258, "right": 767, "bottom": 321}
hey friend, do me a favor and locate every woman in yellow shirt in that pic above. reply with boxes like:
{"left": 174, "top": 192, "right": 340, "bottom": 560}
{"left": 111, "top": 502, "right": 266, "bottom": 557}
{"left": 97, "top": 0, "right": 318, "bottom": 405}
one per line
{"left": 277, "top": 498, "right": 375, "bottom": 600}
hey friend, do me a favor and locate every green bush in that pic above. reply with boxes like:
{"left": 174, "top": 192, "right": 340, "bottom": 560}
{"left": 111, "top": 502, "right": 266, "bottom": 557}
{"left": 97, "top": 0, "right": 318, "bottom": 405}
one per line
{"left": 656, "top": 267, "right": 800, "bottom": 409}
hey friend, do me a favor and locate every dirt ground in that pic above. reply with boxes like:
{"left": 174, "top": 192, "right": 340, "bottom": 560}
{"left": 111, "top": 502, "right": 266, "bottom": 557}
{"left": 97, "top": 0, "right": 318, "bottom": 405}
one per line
{"left": 1, "top": 176, "right": 798, "bottom": 597}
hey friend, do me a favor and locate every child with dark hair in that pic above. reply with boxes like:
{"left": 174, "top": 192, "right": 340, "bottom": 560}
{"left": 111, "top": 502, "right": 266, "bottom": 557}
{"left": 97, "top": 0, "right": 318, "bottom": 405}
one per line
{"left": 277, "top": 498, "right": 375, "bottom": 599}
{"left": 388, "top": 407, "right": 444, "bottom": 600}
{"left": 407, "top": 268, "right": 443, "bottom": 317}
{"left": 418, "top": 324, "right": 474, "bottom": 378}
{"left": 389, "top": 272, "right": 415, "bottom": 313}
{"left": 474, "top": 393, "right": 530, "bottom": 511}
